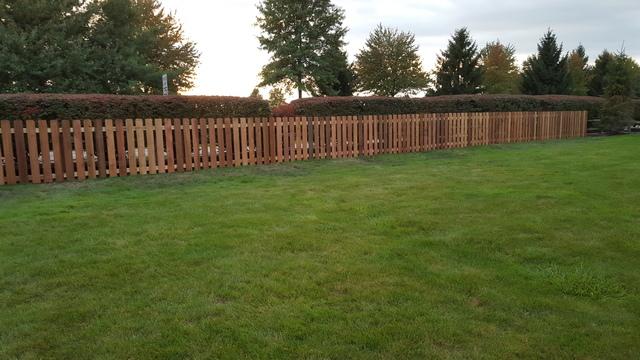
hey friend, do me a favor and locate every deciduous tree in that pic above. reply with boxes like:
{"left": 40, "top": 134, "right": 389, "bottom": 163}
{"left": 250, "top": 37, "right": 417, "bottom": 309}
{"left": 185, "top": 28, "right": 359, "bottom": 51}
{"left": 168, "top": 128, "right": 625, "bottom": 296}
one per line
{"left": 567, "top": 45, "right": 590, "bottom": 95}
{"left": 354, "top": 25, "right": 428, "bottom": 97}
{"left": 256, "top": 0, "right": 347, "bottom": 99}
{"left": 480, "top": 41, "right": 520, "bottom": 94}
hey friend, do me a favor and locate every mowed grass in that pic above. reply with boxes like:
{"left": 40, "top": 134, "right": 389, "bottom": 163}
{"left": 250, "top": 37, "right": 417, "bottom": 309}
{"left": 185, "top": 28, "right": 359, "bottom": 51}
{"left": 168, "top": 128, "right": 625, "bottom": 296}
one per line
{"left": 1, "top": 136, "right": 639, "bottom": 359}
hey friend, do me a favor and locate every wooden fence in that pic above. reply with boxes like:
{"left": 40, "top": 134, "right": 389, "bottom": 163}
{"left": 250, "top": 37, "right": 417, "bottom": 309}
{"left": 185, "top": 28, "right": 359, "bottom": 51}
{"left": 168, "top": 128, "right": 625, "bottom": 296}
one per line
{"left": 0, "top": 111, "right": 587, "bottom": 185}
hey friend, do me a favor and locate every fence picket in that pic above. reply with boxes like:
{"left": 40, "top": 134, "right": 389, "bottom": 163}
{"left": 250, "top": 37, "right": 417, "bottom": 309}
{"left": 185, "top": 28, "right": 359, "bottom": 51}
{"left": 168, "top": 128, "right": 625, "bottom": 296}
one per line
{"left": 83, "top": 120, "right": 97, "bottom": 179}
{"left": 1, "top": 120, "right": 16, "bottom": 184}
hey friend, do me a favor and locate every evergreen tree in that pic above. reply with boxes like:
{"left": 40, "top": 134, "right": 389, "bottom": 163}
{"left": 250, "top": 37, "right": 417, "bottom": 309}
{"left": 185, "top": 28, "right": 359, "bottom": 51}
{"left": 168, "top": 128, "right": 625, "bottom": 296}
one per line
{"left": 433, "top": 28, "right": 483, "bottom": 95}
{"left": 87, "top": 0, "right": 199, "bottom": 94}
{"left": 600, "top": 52, "right": 637, "bottom": 132}
{"left": 0, "top": 0, "right": 92, "bottom": 93}
{"left": 0, "top": 0, "right": 199, "bottom": 94}
{"left": 521, "top": 30, "right": 570, "bottom": 95}
{"left": 354, "top": 25, "right": 428, "bottom": 97}
{"left": 315, "top": 50, "right": 354, "bottom": 96}
{"left": 479, "top": 41, "right": 520, "bottom": 94}
{"left": 566, "top": 45, "right": 590, "bottom": 95}
{"left": 256, "top": 0, "right": 347, "bottom": 99}
{"left": 588, "top": 50, "right": 614, "bottom": 96}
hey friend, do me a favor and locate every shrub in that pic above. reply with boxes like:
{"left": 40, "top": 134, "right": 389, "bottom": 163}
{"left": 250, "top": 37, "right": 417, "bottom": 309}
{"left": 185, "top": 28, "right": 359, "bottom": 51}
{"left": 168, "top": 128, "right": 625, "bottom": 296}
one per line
{"left": 0, "top": 94, "right": 271, "bottom": 120}
{"left": 281, "top": 95, "right": 609, "bottom": 119}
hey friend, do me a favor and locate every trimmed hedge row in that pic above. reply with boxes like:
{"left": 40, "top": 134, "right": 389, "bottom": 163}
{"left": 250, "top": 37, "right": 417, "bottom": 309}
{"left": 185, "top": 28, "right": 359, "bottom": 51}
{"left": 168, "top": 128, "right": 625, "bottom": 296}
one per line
{"left": 275, "top": 95, "right": 612, "bottom": 119}
{"left": 0, "top": 94, "right": 271, "bottom": 120}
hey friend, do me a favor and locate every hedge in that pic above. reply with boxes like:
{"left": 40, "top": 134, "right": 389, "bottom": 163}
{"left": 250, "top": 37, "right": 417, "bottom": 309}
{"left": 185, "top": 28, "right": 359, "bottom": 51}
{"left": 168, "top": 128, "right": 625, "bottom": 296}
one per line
{"left": 0, "top": 94, "right": 271, "bottom": 120}
{"left": 274, "top": 95, "right": 615, "bottom": 119}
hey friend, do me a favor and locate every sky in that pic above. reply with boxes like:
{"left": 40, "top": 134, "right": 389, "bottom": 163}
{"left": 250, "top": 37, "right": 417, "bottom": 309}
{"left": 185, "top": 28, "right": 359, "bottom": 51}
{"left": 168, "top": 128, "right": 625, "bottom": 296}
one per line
{"left": 160, "top": 0, "right": 640, "bottom": 97}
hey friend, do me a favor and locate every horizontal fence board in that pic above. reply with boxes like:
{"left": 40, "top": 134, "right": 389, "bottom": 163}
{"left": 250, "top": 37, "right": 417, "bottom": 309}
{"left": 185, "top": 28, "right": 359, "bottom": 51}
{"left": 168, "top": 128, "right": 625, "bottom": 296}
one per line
{"left": 0, "top": 111, "right": 587, "bottom": 185}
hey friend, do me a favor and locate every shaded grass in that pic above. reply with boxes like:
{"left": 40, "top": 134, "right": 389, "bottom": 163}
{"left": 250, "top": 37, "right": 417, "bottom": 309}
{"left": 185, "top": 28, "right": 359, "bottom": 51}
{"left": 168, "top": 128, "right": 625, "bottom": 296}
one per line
{"left": 1, "top": 136, "right": 639, "bottom": 359}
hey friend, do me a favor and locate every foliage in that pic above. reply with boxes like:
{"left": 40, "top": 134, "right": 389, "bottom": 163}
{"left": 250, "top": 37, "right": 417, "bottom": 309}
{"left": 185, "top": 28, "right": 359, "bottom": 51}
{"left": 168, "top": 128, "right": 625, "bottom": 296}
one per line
{"left": 268, "top": 85, "right": 289, "bottom": 108}
{"left": 0, "top": 94, "right": 270, "bottom": 120}
{"left": 353, "top": 25, "right": 428, "bottom": 97}
{"left": 567, "top": 45, "right": 590, "bottom": 96}
{"left": 87, "top": 0, "right": 200, "bottom": 95}
{"left": 588, "top": 51, "right": 615, "bottom": 96}
{"left": 2, "top": 136, "right": 639, "bottom": 359}
{"left": 0, "top": 0, "right": 199, "bottom": 94}
{"left": 600, "top": 53, "right": 638, "bottom": 132}
{"left": 250, "top": 88, "right": 263, "bottom": 100}
{"left": 433, "top": 28, "right": 483, "bottom": 95}
{"left": 479, "top": 41, "right": 520, "bottom": 94}
{"left": 256, "top": 0, "right": 347, "bottom": 99}
{"left": 521, "top": 30, "right": 570, "bottom": 95}
{"left": 315, "top": 49, "right": 354, "bottom": 96}
{"left": 284, "top": 94, "right": 606, "bottom": 118}
{"left": 0, "top": 0, "right": 92, "bottom": 93}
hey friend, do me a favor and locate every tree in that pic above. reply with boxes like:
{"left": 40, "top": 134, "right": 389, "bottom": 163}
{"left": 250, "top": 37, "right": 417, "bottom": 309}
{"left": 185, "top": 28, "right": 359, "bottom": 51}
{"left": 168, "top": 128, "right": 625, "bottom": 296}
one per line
{"left": 600, "top": 52, "right": 637, "bottom": 132}
{"left": 249, "top": 88, "right": 263, "bottom": 99}
{"left": 566, "top": 45, "right": 590, "bottom": 95}
{"left": 316, "top": 49, "right": 354, "bottom": 96}
{"left": 354, "top": 25, "right": 428, "bottom": 97}
{"left": 0, "top": 0, "right": 199, "bottom": 94}
{"left": 87, "top": 0, "right": 199, "bottom": 94}
{"left": 433, "top": 28, "right": 483, "bottom": 95}
{"left": 256, "top": 0, "right": 347, "bottom": 99}
{"left": 479, "top": 41, "right": 520, "bottom": 94}
{"left": 521, "top": 30, "right": 570, "bottom": 95}
{"left": 268, "top": 86, "right": 289, "bottom": 108}
{"left": 588, "top": 50, "right": 615, "bottom": 96}
{"left": 0, "top": 0, "right": 92, "bottom": 93}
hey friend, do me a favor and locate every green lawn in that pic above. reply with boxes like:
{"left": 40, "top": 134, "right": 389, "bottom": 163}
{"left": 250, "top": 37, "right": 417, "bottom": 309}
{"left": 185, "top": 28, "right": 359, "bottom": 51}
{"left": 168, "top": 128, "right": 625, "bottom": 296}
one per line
{"left": 1, "top": 136, "right": 639, "bottom": 359}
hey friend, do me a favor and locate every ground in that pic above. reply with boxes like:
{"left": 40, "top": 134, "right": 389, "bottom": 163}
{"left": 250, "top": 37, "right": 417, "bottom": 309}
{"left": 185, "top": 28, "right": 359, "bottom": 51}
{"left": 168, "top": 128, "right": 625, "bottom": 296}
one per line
{"left": 1, "top": 136, "right": 639, "bottom": 359}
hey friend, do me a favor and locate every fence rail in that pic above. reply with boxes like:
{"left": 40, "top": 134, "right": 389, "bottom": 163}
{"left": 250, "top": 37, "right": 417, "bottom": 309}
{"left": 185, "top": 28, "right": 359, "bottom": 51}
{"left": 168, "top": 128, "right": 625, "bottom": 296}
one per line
{"left": 0, "top": 111, "right": 587, "bottom": 185}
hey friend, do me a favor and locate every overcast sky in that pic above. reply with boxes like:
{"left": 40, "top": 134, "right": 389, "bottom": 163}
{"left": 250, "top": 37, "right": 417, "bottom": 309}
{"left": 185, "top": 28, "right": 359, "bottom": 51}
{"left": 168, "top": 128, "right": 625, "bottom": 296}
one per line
{"left": 160, "top": 0, "right": 640, "bottom": 97}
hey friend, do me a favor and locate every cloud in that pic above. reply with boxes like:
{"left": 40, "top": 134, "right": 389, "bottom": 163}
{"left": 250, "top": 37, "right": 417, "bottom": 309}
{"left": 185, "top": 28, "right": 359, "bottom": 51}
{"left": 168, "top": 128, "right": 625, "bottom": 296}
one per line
{"left": 161, "top": 0, "right": 640, "bottom": 96}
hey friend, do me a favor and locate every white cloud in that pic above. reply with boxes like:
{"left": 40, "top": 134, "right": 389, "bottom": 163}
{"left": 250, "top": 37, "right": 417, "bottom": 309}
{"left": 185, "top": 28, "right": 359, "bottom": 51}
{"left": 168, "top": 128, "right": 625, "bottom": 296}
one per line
{"left": 161, "top": 0, "right": 640, "bottom": 97}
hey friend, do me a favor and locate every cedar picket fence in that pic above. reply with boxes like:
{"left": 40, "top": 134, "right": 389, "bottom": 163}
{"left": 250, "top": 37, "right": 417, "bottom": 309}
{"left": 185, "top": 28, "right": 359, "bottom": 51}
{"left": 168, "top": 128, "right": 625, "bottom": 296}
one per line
{"left": 0, "top": 111, "right": 587, "bottom": 185}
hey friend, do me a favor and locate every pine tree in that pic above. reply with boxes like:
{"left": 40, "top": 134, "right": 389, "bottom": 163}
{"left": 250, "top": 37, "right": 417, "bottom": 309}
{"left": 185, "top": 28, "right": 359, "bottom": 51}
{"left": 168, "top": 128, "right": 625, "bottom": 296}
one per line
{"left": 567, "top": 45, "right": 590, "bottom": 95}
{"left": 521, "top": 30, "right": 570, "bottom": 95}
{"left": 0, "top": 0, "right": 92, "bottom": 93}
{"left": 479, "top": 41, "right": 520, "bottom": 94}
{"left": 315, "top": 50, "right": 354, "bottom": 96}
{"left": 256, "top": 0, "right": 347, "bottom": 99}
{"left": 354, "top": 25, "right": 428, "bottom": 97}
{"left": 600, "top": 52, "right": 637, "bottom": 132}
{"left": 588, "top": 50, "right": 614, "bottom": 96}
{"left": 433, "top": 28, "right": 483, "bottom": 95}
{"left": 0, "top": 0, "right": 199, "bottom": 94}
{"left": 87, "top": 0, "right": 199, "bottom": 94}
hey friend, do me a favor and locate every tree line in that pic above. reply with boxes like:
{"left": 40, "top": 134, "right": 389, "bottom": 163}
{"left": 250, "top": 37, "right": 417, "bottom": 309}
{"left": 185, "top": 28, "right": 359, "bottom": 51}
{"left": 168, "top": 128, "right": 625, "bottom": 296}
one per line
{"left": 255, "top": 0, "right": 640, "bottom": 106}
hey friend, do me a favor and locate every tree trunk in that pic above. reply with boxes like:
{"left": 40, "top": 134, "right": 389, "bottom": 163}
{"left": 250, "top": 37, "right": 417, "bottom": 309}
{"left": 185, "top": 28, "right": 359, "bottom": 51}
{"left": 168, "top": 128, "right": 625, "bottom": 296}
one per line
{"left": 298, "top": 74, "right": 303, "bottom": 99}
